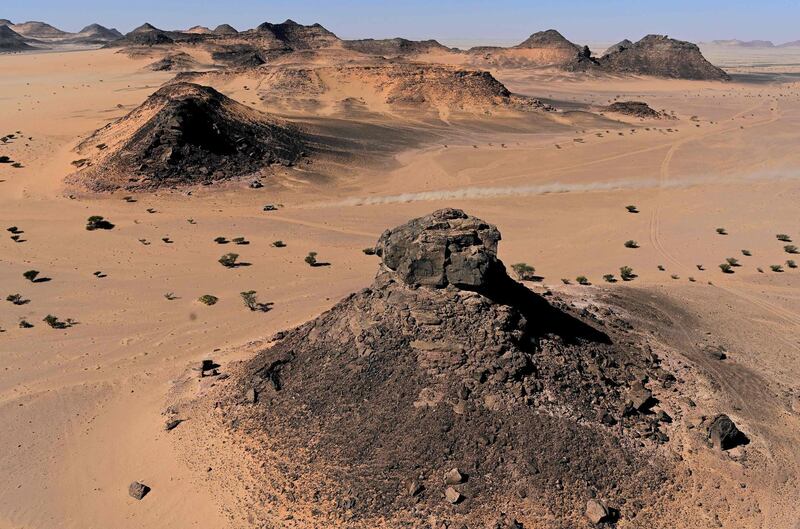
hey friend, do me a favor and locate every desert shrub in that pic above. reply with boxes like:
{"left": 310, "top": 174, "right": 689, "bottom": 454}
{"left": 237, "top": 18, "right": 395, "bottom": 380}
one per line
{"left": 770, "top": 264, "right": 784, "bottom": 272}
{"left": 362, "top": 247, "right": 376, "bottom": 255}
{"left": 757, "top": 267, "right": 764, "bottom": 273}
{"left": 603, "top": 274, "right": 616, "bottom": 283}
{"left": 688, "top": 277, "right": 696, "bottom": 282}
{"left": 43, "top": 315, "right": 68, "bottom": 329}
{"left": 787, "top": 260, "right": 798, "bottom": 269}
{"left": 719, "top": 263, "right": 733, "bottom": 273}
{"left": 164, "top": 292, "right": 176, "bottom": 300}
{"left": 511, "top": 263, "right": 537, "bottom": 281}
{"left": 623, "top": 240, "right": 639, "bottom": 249}
{"left": 198, "top": 295, "right": 219, "bottom": 306}
{"left": 619, "top": 266, "right": 636, "bottom": 281}
{"left": 725, "top": 257, "right": 740, "bottom": 266}
{"left": 19, "top": 319, "right": 33, "bottom": 328}
{"left": 784, "top": 245, "right": 798, "bottom": 254}
{"left": 741, "top": 249, "right": 752, "bottom": 256}
{"left": 272, "top": 240, "right": 286, "bottom": 248}
{"left": 214, "top": 237, "right": 228, "bottom": 244}
{"left": 561, "top": 278, "right": 571, "bottom": 285}
{"left": 657, "top": 265, "right": 665, "bottom": 271}
{"left": 716, "top": 228, "right": 727, "bottom": 235}
{"left": 777, "top": 234, "right": 792, "bottom": 242}
{"left": 241, "top": 290, "right": 259, "bottom": 310}
{"left": 671, "top": 274, "right": 680, "bottom": 280}
{"left": 218, "top": 253, "right": 239, "bottom": 268}
{"left": 86, "top": 216, "right": 114, "bottom": 230}
{"left": 696, "top": 264, "right": 704, "bottom": 271}
{"left": 232, "top": 237, "right": 249, "bottom": 245}
{"left": 23, "top": 270, "right": 39, "bottom": 282}
{"left": 305, "top": 252, "right": 318, "bottom": 267}
{"left": 7, "top": 226, "right": 21, "bottom": 234}
{"left": 576, "top": 276, "right": 590, "bottom": 285}
{"left": 6, "top": 293, "right": 26, "bottom": 305}
{"left": 625, "top": 205, "right": 639, "bottom": 213}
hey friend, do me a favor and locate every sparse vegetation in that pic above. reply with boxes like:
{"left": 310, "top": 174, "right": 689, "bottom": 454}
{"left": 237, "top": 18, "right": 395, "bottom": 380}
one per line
{"left": 784, "top": 244, "right": 798, "bottom": 254}
{"left": 741, "top": 249, "right": 752, "bottom": 256}
{"left": 19, "top": 319, "right": 33, "bottom": 328}
{"left": 576, "top": 275, "right": 590, "bottom": 285}
{"left": 232, "top": 237, "right": 249, "bottom": 245}
{"left": 362, "top": 247, "right": 376, "bottom": 255}
{"left": 305, "top": 252, "right": 318, "bottom": 267}
{"left": 272, "top": 240, "right": 286, "bottom": 248}
{"left": 787, "top": 260, "right": 798, "bottom": 269}
{"left": 688, "top": 277, "right": 696, "bottom": 282}
{"left": 23, "top": 270, "right": 40, "bottom": 282}
{"left": 757, "top": 267, "right": 764, "bottom": 273}
{"left": 214, "top": 236, "right": 228, "bottom": 244}
{"left": 198, "top": 294, "right": 219, "bottom": 306}
{"left": 241, "top": 290, "right": 272, "bottom": 312}
{"left": 218, "top": 253, "right": 240, "bottom": 268}
{"left": 696, "top": 264, "right": 704, "bottom": 271}
{"left": 657, "top": 265, "right": 665, "bottom": 271}
{"left": 777, "top": 234, "right": 792, "bottom": 242}
{"left": 603, "top": 274, "right": 616, "bottom": 283}
{"left": 770, "top": 264, "right": 784, "bottom": 272}
{"left": 164, "top": 292, "right": 177, "bottom": 300}
{"left": 719, "top": 263, "right": 733, "bottom": 273}
{"left": 725, "top": 257, "right": 740, "bottom": 267}
{"left": 43, "top": 315, "right": 70, "bottom": 329}
{"left": 623, "top": 240, "right": 639, "bottom": 249}
{"left": 619, "top": 266, "right": 636, "bottom": 281}
{"left": 671, "top": 274, "right": 680, "bottom": 280}
{"left": 716, "top": 227, "right": 727, "bottom": 235}
{"left": 511, "top": 263, "right": 537, "bottom": 281}
{"left": 625, "top": 205, "right": 639, "bottom": 213}
{"left": 86, "top": 215, "right": 114, "bottom": 230}
{"left": 6, "top": 293, "right": 27, "bottom": 305}
{"left": 561, "top": 278, "right": 571, "bottom": 285}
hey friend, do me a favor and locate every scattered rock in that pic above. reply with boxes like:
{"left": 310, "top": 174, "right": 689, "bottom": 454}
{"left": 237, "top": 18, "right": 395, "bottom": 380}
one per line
{"left": 164, "top": 418, "right": 182, "bottom": 431}
{"left": 443, "top": 467, "right": 465, "bottom": 485}
{"left": 708, "top": 414, "right": 747, "bottom": 450}
{"left": 585, "top": 499, "right": 610, "bottom": 523}
{"left": 128, "top": 481, "right": 150, "bottom": 500}
{"left": 444, "top": 486, "right": 462, "bottom": 504}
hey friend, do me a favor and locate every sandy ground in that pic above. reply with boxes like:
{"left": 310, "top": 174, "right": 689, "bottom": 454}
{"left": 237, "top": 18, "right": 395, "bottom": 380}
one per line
{"left": 1, "top": 47, "right": 800, "bottom": 528}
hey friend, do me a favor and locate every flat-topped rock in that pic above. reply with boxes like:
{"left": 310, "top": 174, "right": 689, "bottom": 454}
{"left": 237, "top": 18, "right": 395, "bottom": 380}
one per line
{"left": 375, "top": 208, "right": 502, "bottom": 290}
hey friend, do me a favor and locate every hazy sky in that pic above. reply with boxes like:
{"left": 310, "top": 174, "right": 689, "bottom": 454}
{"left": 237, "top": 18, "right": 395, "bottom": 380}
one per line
{"left": 4, "top": 0, "right": 800, "bottom": 44}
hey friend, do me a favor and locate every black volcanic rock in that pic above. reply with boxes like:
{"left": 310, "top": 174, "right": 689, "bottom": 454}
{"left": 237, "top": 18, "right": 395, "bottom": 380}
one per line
{"left": 71, "top": 82, "right": 307, "bottom": 191}
{"left": 603, "top": 101, "right": 666, "bottom": 119}
{"left": 600, "top": 34, "right": 730, "bottom": 80}
{"left": 343, "top": 37, "right": 450, "bottom": 56}
{"left": 209, "top": 208, "right": 676, "bottom": 527}
{"left": 605, "top": 39, "right": 633, "bottom": 54}
{"left": 254, "top": 19, "right": 340, "bottom": 49}
{"left": 0, "top": 25, "right": 34, "bottom": 52}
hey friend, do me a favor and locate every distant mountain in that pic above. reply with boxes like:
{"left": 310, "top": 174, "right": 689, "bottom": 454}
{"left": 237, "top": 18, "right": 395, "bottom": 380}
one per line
{"left": 343, "top": 38, "right": 450, "bottom": 57}
{"left": 600, "top": 34, "right": 730, "bottom": 81}
{"left": 254, "top": 19, "right": 340, "bottom": 49}
{"left": 778, "top": 40, "right": 800, "bottom": 48}
{"left": 708, "top": 39, "right": 775, "bottom": 48}
{"left": 10, "top": 20, "right": 69, "bottom": 39}
{"left": 185, "top": 25, "right": 212, "bottom": 34}
{"left": 0, "top": 24, "right": 34, "bottom": 51}
{"left": 75, "top": 23, "right": 122, "bottom": 43}
{"left": 514, "top": 29, "right": 581, "bottom": 52}
{"left": 213, "top": 24, "right": 238, "bottom": 35}
{"left": 0, "top": 19, "right": 13, "bottom": 26}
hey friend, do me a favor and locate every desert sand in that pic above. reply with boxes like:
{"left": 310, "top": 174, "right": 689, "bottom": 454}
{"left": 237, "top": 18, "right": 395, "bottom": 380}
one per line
{"left": 1, "top": 35, "right": 800, "bottom": 529}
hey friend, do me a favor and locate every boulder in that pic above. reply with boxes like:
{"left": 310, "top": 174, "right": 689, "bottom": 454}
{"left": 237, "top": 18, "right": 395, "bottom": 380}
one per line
{"left": 444, "top": 467, "right": 465, "bottom": 485}
{"left": 708, "top": 414, "right": 746, "bottom": 450}
{"left": 375, "top": 208, "right": 502, "bottom": 290}
{"left": 585, "top": 499, "right": 610, "bottom": 523}
{"left": 128, "top": 481, "right": 150, "bottom": 500}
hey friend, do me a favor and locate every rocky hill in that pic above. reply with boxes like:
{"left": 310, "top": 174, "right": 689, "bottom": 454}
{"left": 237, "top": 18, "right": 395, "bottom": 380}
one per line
{"left": 600, "top": 35, "right": 730, "bottom": 80}
{"left": 0, "top": 25, "right": 34, "bottom": 51}
{"left": 183, "top": 208, "right": 684, "bottom": 528}
{"left": 466, "top": 29, "right": 596, "bottom": 71}
{"left": 68, "top": 82, "right": 307, "bottom": 191}
{"left": 213, "top": 24, "right": 239, "bottom": 35}
{"left": 7, "top": 20, "right": 69, "bottom": 39}
{"left": 253, "top": 19, "right": 340, "bottom": 49}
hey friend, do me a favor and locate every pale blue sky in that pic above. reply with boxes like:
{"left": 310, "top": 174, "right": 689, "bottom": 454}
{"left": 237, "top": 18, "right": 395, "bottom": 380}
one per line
{"left": 3, "top": 0, "right": 800, "bottom": 44}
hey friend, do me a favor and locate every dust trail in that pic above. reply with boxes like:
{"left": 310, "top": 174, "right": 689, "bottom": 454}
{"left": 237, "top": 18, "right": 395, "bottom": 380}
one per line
{"left": 314, "top": 171, "right": 800, "bottom": 207}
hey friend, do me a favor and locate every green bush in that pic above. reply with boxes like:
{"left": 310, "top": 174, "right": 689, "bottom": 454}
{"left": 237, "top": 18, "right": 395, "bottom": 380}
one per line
{"left": 603, "top": 274, "right": 616, "bottom": 283}
{"left": 198, "top": 295, "right": 219, "bottom": 306}
{"left": 511, "top": 263, "right": 537, "bottom": 281}
{"left": 784, "top": 245, "right": 798, "bottom": 254}
{"left": 86, "top": 215, "right": 114, "bottom": 231}
{"left": 770, "top": 264, "right": 784, "bottom": 272}
{"left": 725, "top": 257, "right": 740, "bottom": 266}
{"left": 576, "top": 276, "right": 590, "bottom": 285}
{"left": 218, "top": 253, "right": 239, "bottom": 268}
{"left": 719, "top": 263, "right": 733, "bottom": 273}
{"left": 619, "top": 266, "right": 636, "bottom": 281}
{"left": 777, "top": 234, "right": 792, "bottom": 242}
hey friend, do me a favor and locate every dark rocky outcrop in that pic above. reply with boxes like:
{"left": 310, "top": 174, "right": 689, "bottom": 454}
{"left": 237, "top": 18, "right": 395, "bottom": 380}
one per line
{"left": 514, "top": 29, "right": 580, "bottom": 52}
{"left": 600, "top": 35, "right": 730, "bottom": 80}
{"left": 70, "top": 82, "right": 307, "bottom": 191}
{"left": 75, "top": 23, "right": 122, "bottom": 44}
{"left": 146, "top": 52, "right": 197, "bottom": 71}
{"left": 343, "top": 37, "right": 450, "bottom": 57}
{"left": 211, "top": 209, "right": 676, "bottom": 527}
{"left": 8, "top": 20, "right": 69, "bottom": 39}
{"left": 603, "top": 101, "right": 667, "bottom": 119}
